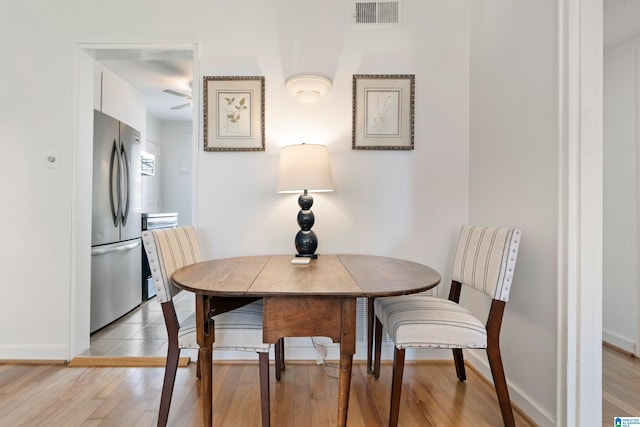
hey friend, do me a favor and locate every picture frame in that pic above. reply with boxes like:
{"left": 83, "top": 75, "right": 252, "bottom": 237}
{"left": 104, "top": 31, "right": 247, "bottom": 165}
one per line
{"left": 352, "top": 74, "right": 415, "bottom": 150}
{"left": 203, "top": 76, "right": 265, "bottom": 151}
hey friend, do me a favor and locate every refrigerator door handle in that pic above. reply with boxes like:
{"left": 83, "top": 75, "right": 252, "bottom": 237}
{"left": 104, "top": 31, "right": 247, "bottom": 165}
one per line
{"left": 91, "top": 239, "right": 141, "bottom": 256}
{"left": 120, "top": 144, "right": 131, "bottom": 226}
{"left": 109, "top": 139, "right": 120, "bottom": 227}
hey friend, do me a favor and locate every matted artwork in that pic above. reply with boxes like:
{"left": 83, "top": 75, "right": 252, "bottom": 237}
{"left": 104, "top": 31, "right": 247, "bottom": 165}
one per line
{"left": 203, "top": 76, "right": 265, "bottom": 151}
{"left": 352, "top": 74, "right": 415, "bottom": 150}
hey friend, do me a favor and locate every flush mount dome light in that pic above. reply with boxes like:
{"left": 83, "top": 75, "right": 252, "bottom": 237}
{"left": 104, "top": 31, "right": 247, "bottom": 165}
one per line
{"left": 285, "top": 73, "right": 332, "bottom": 103}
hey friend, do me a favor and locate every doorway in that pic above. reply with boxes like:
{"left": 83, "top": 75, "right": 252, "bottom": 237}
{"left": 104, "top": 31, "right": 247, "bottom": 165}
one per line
{"left": 603, "top": 5, "right": 640, "bottom": 358}
{"left": 71, "top": 43, "right": 198, "bottom": 359}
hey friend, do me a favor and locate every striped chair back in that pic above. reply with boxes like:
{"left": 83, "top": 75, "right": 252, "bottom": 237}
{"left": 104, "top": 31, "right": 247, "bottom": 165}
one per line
{"left": 451, "top": 225, "right": 521, "bottom": 302}
{"left": 141, "top": 225, "right": 202, "bottom": 303}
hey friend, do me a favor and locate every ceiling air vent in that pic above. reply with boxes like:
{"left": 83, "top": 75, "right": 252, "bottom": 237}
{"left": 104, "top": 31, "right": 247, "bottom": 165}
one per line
{"left": 353, "top": 1, "right": 400, "bottom": 26}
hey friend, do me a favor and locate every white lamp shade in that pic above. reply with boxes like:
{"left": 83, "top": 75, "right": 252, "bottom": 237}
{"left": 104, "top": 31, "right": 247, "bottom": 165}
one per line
{"left": 277, "top": 144, "right": 334, "bottom": 193}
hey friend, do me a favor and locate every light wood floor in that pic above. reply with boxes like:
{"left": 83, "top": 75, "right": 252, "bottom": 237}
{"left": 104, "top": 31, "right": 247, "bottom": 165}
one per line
{"left": 0, "top": 359, "right": 535, "bottom": 426}
{"left": 2, "top": 346, "right": 635, "bottom": 427}
{"left": 602, "top": 344, "right": 640, "bottom": 426}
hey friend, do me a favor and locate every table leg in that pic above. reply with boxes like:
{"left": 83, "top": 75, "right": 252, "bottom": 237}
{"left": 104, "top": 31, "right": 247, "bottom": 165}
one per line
{"left": 199, "top": 346, "right": 212, "bottom": 427}
{"left": 196, "top": 294, "right": 214, "bottom": 427}
{"left": 337, "top": 351, "right": 354, "bottom": 426}
{"left": 337, "top": 297, "right": 356, "bottom": 427}
{"left": 366, "top": 297, "right": 375, "bottom": 374}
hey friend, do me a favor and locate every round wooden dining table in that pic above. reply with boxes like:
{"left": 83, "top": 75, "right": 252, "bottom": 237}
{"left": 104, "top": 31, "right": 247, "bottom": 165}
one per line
{"left": 171, "top": 254, "right": 441, "bottom": 427}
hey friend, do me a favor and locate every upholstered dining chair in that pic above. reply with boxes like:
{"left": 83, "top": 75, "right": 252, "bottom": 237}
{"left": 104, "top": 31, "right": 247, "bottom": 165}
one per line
{"left": 142, "top": 225, "right": 273, "bottom": 427}
{"left": 373, "top": 225, "right": 521, "bottom": 427}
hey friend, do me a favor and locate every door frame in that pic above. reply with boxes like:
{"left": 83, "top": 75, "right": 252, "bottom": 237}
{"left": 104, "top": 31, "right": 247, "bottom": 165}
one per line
{"left": 558, "top": 0, "right": 603, "bottom": 425}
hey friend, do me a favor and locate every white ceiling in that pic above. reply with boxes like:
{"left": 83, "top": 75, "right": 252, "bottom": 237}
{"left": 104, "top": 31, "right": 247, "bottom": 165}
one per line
{"left": 94, "top": 49, "right": 194, "bottom": 122}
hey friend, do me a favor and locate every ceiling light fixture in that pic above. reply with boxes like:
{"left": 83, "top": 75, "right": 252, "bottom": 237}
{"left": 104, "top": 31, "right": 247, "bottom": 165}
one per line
{"left": 285, "top": 73, "right": 332, "bottom": 103}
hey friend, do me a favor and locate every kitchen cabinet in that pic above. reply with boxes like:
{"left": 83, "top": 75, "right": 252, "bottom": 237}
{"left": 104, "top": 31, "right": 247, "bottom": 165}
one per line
{"left": 93, "top": 63, "right": 146, "bottom": 133}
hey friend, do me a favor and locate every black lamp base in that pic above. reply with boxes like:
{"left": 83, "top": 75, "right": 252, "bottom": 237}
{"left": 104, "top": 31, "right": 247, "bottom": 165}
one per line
{"left": 295, "top": 229, "right": 318, "bottom": 259}
{"left": 294, "top": 191, "right": 319, "bottom": 259}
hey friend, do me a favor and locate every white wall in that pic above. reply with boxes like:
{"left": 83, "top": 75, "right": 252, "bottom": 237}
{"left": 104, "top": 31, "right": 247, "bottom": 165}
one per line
{"left": 142, "top": 114, "right": 162, "bottom": 213}
{"left": 195, "top": 1, "right": 470, "bottom": 268}
{"left": 141, "top": 116, "right": 193, "bottom": 221}
{"left": 468, "top": 1, "right": 559, "bottom": 425}
{"left": 159, "top": 121, "right": 193, "bottom": 225}
{"left": 603, "top": 39, "right": 640, "bottom": 353}
{"left": 1, "top": 5, "right": 77, "bottom": 359}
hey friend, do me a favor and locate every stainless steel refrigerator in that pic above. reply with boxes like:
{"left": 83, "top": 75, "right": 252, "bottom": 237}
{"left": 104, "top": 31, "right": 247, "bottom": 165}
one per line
{"left": 90, "top": 110, "right": 142, "bottom": 333}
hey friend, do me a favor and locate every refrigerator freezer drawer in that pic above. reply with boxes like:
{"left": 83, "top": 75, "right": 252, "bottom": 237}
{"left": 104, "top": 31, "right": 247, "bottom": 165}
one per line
{"left": 90, "top": 239, "right": 142, "bottom": 333}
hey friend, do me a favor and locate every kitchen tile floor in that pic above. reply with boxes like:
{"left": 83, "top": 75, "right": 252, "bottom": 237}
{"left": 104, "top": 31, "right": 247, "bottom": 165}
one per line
{"left": 80, "top": 291, "right": 194, "bottom": 357}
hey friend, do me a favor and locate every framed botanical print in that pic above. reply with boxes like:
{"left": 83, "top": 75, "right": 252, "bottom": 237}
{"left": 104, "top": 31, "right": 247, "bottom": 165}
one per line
{"left": 352, "top": 74, "right": 415, "bottom": 150}
{"left": 203, "top": 76, "right": 265, "bottom": 151}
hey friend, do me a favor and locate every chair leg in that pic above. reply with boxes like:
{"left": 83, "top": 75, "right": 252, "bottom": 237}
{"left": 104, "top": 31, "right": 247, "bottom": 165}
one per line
{"left": 452, "top": 348, "right": 466, "bottom": 381}
{"left": 373, "top": 316, "right": 383, "bottom": 379}
{"left": 389, "top": 347, "right": 406, "bottom": 427}
{"left": 158, "top": 343, "right": 180, "bottom": 427}
{"left": 487, "top": 345, "right": 515, "bottom": 427}
{"left": 279, "top": 337, "right": 285, "bottom": 372}
{"left": 196, "top": 353, "right": 201, "bottom": 379}
{"left": 367, "top": 297, "right": 375, "bottom": 373}
{"left": 258, "top": 352, "right": 271, "bottom": 427}
{"left": 275, "top": 338, "right": 285, "bottom": 381}
{"left": 275, "top": 342, "right": 281, "bottom": 382}
{"left": 485, "top": 299, "right": 514, "bottom": 427}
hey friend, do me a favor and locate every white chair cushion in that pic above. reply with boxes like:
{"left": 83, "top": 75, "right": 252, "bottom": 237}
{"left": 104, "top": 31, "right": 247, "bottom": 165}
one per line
{"left": 178, "top": 300, "right": 270, "bottom": 352}
{"left": 374, "top": 295, "right": 487, "bottom": 350}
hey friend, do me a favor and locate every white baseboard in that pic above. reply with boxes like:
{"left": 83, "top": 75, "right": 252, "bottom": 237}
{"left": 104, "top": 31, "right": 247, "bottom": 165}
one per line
{"left": 464, "top": 351, "right": 555, "bottom": 427}
{"left": 602, "top": 329, "right": 636, "bottom": 354}
{"left": 0, "top": 345, "right": 69, "bottom": 361}
{"left": 192, "top": 339, "right": 470, "bottom": 363}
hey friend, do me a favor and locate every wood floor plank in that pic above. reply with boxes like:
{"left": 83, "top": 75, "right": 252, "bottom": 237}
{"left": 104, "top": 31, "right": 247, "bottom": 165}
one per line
{"left": 401, "top": 364, "right": 461, "bottom": 427}
{"left": 0, "top": 365, "right": 83, "bottom": 425}
{"left": 271, "top": 363, "right": 297, "bottom": 426}
{"left": 351, "top": 364, "right": 385, "bottom": 426}
{"left": 602, "top": 344, "right": 640, "bottom": 425}
{"left": 308, "top": 362, "right": 332, "bottom": 426}
{"left": 292, "top": 362, "right": 312, "bottom": 427}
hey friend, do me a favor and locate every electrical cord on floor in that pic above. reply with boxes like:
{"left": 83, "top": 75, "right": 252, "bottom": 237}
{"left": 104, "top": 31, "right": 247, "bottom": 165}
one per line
{"left": 311, "top": 337, "right": 345, "bottom": 379}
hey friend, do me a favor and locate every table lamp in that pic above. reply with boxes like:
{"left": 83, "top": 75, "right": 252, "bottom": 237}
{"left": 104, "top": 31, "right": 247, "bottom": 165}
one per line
{"left": 277, "top": 143, "right": 334, "bottom": 259}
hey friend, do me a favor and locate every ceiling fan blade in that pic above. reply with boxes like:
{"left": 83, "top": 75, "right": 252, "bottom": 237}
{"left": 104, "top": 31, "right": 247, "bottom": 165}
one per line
{"left": 171, "top": 103, "right": 192, "bottom": 110}
{"left": 164, "top": 89, "right": 192, "bottom": 99}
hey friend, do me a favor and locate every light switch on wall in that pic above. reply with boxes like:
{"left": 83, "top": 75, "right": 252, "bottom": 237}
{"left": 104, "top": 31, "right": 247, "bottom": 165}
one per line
{"left": 46, "top": 152, "right": 58, "bottom": 169}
